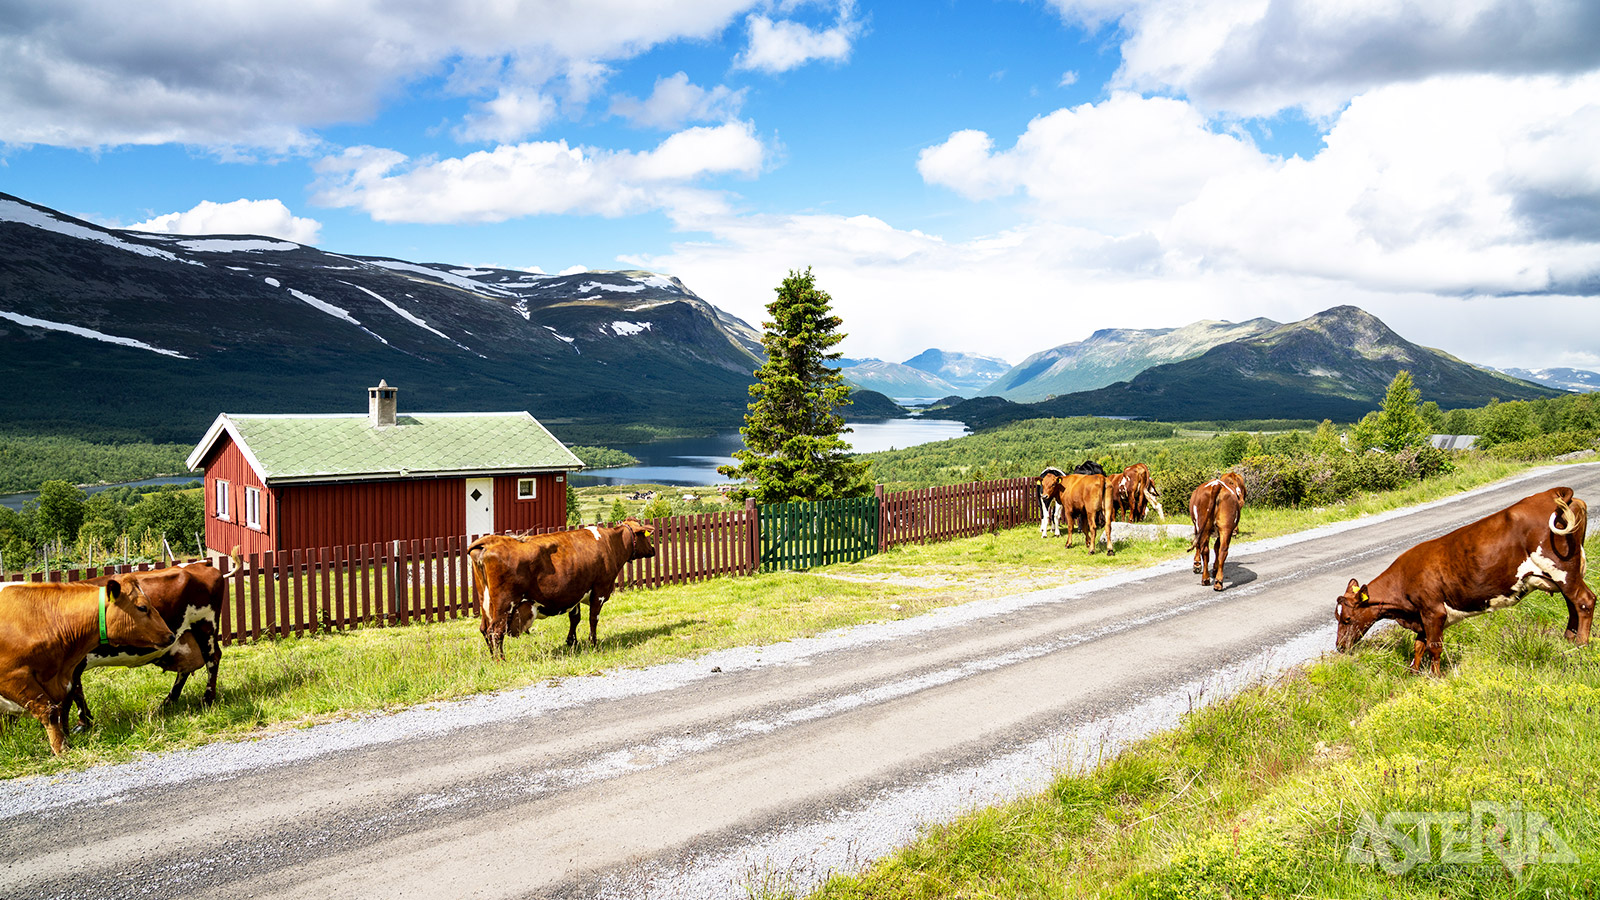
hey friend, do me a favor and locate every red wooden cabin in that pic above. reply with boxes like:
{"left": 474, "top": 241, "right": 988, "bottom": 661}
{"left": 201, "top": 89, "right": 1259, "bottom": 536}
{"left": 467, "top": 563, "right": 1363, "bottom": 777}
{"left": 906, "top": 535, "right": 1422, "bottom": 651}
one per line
{"left": 186, "top": 382, "right": 584, "bottom": 558}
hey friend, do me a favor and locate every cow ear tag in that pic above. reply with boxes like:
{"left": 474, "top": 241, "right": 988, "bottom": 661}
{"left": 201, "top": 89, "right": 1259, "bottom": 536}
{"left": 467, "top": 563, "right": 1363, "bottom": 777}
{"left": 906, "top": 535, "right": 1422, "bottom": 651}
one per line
{"left": 1356, "top": 586, "right": 1370, "bottom": 606}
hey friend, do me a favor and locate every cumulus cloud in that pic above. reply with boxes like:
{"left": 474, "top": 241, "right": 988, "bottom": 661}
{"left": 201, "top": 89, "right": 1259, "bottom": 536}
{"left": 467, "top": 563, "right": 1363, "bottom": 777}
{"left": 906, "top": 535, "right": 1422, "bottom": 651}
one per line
{"left": 918, "top": 93, "right": 1267, "bottom": 230}
{"left": 312, "top": 121, "right": 766, "bottom": 223}
{"left": 1045, "top": 0, "right": 1600, "bottom": 118}
{"left": 0, "top": 0, "right": 759, "bottom": 151}
{"left": 127, "top": 198, "right": 322, "bottom": 244}
{"left": 1166, "top": 74, "right": 1600, "bottom": 296}
{"left": 733, "top": 1, "right": 861, "bottom": 73}
{"left": 610, "top": 72, "right": 747, "bottom": 129}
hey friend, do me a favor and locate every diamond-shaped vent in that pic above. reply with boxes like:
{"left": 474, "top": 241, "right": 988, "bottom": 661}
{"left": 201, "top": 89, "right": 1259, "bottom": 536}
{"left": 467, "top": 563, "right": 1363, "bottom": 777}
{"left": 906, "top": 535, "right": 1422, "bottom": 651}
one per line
{"left": 470, "top": 489, "right": 483, "bottom": 502}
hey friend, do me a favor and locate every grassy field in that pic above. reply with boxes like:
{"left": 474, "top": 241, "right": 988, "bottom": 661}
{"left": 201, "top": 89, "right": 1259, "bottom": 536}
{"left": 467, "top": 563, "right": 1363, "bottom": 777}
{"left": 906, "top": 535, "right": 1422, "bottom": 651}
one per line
{"left": 0, "top": 455, "right": 1543, "bottom": 780}
{"left": 802, "top": 532, "right": 1600, "bottom": 900}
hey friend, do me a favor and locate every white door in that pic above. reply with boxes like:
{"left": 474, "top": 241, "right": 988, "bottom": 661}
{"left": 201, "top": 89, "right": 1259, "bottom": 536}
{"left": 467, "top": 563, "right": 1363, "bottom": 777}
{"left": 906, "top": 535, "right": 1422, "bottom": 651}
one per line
{"left": 465, "top": 478, "right": 494, "bottom": 539}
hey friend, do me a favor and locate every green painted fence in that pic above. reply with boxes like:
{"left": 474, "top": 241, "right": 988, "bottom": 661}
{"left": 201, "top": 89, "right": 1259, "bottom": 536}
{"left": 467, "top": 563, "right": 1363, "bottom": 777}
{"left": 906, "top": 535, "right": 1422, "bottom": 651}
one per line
{"left": 758, "top": 495, "right": 880, "bottom": 571}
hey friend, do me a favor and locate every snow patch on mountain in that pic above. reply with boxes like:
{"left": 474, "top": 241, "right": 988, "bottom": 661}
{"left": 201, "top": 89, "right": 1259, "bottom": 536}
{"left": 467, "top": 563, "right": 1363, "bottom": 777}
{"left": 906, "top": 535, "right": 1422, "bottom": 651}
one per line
{"left": 180, "top": 238, "right": 298, "bottom": 253}
{"left": 364, "top": 259, "right": 513, "bottom": 298}
{"left": 342, "top": 282, "right": 458, "bottom": 346}
{"left": 611, "top": 321, "right": 652, "bottom": 336}
{"left": 579, "top": 281, "right": 646, "bottom": 294}
{"left": 1, "top": 199, "right": 196, "bottom": 265}
{"left": 0, "top": 310, "right": 191, "bottom": 359}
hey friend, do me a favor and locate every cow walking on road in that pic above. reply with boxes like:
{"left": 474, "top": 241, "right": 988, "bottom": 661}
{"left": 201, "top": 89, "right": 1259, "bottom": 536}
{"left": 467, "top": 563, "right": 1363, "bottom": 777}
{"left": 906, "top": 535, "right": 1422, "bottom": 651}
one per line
{"left": 469, "top": 520, "right": 657, "bottom": 660}
{"left": 1190, "top": 473, "right": 1246, "bottom": 590}
{"left": 1336, "top": 488, "right": 1593, "bottom": 674}
{"left": 0, "top": 579, "right": 173, "bottom": 754}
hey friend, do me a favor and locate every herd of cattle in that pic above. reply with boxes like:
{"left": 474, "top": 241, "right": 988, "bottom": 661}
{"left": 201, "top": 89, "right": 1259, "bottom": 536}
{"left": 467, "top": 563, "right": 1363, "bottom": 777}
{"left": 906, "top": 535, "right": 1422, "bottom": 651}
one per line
{"left": 0, "top": 468, "right": 1592, "bottom": 756}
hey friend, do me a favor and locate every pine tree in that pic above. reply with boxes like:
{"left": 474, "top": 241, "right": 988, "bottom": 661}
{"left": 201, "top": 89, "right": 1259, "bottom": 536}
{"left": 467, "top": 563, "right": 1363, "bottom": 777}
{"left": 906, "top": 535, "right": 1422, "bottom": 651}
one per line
{"left": 1375, "top": 370, "right": 1428, "bottom": 452}
{"left": 719, "top": 268, "right": 871, "bottom": 503}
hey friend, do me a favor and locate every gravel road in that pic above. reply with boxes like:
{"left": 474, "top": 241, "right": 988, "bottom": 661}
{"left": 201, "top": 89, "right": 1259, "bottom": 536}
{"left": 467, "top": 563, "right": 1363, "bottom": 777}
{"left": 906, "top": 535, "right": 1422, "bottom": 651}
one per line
{"left": 3, "top": 463, "right": 1595, "bottom": 900}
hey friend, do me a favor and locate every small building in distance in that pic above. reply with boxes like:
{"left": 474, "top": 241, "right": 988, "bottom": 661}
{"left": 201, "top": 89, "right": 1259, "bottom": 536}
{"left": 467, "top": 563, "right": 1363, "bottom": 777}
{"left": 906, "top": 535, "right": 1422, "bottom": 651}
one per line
{"left": 186, "top": 381, "right": 584, "bottom": 558}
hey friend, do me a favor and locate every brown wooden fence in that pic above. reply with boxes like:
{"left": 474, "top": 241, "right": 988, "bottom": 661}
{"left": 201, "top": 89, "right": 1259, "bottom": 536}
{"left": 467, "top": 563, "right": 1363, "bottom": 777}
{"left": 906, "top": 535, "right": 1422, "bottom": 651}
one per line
{"left": 879, "top": 477, "right": 1035, "bottom": 548}
{"left": 3, "top": 478, "right": 1037, "bottom": 644}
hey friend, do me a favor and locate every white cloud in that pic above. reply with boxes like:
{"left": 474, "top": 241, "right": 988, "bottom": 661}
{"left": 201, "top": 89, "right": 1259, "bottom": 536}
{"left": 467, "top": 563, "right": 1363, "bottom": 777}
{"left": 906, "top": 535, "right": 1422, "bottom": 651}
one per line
{"left": 0, "top": 0, "right": 760, "bottom": 151}
{"left": 559, "top": 265, "right": 589, "bottom": 275}
{"left": 312, "top": 121, "right": 766, "bottom": 223}
{"left": 1045, "top": 0, "right": 1600, "bottom": 118}
{"left": 610, "top": 72, "right": 747, "bottom": 129}
{"left": 918, "top": 93, "right": 1267, "bottom": 230}
{"left": 733, "top": 2, "right": 861, "bottom": 73}
{"left": 455, "top": 89, "right": 559, "bottom": 143}
{"left": 127, "top": 198, "right": 322, "bottom": 244}
{"left": 1059, "top": 71, "right": 1079, "bottom": 87}
{"left": 1166, "top": 74, "right": 1600, "bottom": 296}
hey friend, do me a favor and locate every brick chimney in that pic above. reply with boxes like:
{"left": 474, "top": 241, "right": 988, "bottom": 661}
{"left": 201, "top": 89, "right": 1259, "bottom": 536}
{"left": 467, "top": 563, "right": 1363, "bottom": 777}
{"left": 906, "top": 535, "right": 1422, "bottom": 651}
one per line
{"left": 368, "top": 380, "right": 398, "bottom": 427}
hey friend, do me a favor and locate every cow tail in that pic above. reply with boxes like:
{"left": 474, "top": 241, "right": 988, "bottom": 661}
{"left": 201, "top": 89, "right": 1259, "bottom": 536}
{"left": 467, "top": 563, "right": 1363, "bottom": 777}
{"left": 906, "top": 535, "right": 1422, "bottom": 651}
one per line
{"left": 221, "top": 546, "right": 242, "bottom": 579}
{"left": 467, "top": 541, "right": 490, "bottom": 608}
{"left": 1552, "top": 495, "right": 1588, "bottom": 537}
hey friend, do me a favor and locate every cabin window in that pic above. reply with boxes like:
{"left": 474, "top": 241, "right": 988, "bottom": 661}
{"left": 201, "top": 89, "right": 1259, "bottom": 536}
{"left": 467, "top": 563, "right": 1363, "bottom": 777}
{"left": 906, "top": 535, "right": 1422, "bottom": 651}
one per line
{"left": 215, "top": 480, "right": 231, "bottom": 520}
{"left": 245, "top": 486, "right": 262, "bottom": 530}
{"left": 517, "top": 478, "right": 536, "bottom": 500}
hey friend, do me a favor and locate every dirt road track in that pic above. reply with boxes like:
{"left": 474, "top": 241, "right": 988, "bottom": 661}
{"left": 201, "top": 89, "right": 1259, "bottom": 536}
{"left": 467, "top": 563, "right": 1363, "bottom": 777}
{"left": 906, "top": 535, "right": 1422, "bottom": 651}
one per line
{"left": 2, "top": 463, "right": 1595, "bottom": 900}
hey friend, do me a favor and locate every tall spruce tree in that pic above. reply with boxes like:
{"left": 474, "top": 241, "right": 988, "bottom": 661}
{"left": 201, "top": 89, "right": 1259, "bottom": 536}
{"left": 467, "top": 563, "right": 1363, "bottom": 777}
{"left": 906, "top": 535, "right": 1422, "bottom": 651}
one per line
{"left": 719, "top": 268, "right": 871, "bottom": 503}
{"left": 1376, "top": 370, "right": 1428, "bottom": 452}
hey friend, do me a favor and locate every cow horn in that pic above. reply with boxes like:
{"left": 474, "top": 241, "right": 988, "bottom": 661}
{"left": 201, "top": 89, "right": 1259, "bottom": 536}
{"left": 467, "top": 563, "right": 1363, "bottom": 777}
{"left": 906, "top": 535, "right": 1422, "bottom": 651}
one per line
{"left": 1550, "top": 495, "right": 1587, "bottom": 536}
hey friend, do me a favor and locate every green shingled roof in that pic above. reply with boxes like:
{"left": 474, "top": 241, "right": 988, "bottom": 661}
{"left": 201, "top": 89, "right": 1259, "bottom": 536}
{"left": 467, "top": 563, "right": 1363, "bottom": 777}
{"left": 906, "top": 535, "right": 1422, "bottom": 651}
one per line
{"left": 196, "top": 412, "right": 584, "bottom": 483}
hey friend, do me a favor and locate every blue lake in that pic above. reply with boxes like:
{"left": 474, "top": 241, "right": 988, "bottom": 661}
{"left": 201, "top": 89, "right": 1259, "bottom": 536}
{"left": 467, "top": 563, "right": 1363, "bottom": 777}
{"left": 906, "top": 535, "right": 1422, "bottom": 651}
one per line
{"left": 569, "top": 418, "right": 969, "bottom": 488}
{"left": 0, "top": 475, "right": 202, "bottom": 511}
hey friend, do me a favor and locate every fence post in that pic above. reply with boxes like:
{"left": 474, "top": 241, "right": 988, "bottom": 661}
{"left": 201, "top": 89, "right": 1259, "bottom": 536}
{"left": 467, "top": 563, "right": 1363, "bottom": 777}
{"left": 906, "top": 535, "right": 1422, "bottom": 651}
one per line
{"left": 744, "top": 498, "right": 759, "bottom": 575}
{"left": 874, "top": 484, "right": 886, "bottom": 553}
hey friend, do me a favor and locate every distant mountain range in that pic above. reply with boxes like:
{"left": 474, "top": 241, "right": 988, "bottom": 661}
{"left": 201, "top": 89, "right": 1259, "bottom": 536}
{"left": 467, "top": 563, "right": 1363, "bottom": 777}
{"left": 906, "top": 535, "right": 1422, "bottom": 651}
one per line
{"left": 0, "top": 191, "right": 1572, "bottom": 449}
{"left": 1500, "top": 367, "right": 1600, "bottom": 393}
{"left": 0, "top": 192, "right": 768, "bottom": 444}
{"left": 838, "top": 349, "right": 1009, "bottom": 399}
{"left": 941, "top": 306, "right": 1564, "bottom": 427}
{"left": 981, "top": 319, "right": 1281, "bottom": 402}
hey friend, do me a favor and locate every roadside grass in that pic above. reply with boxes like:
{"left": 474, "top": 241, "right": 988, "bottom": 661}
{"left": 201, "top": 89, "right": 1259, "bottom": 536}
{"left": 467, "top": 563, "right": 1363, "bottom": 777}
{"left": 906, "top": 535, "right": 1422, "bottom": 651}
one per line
{"left": 0, "top": 455, "right": 1555, "bottom": 782}
{"left": 796, "top": 533, "right": 1600, "bottom": 900}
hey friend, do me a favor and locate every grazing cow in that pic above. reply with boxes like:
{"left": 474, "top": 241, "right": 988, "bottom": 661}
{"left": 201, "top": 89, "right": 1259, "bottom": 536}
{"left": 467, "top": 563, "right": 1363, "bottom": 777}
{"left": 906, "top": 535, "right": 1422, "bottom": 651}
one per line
{"left": 469, "top": 519, "right": 658, "bottom": 660}
{"left": 1336, "top": 488, "right": 1593, "bottom": 675}
{"left": 0, "top": 578, "right": 173, "bottom": 754}
{"left": 73, "top": 553, "right": 237, "bottom": 729}
{"left": 1189, "top": 472, "right": 1247, "bottom": 590}
{"left": 1060, "top": 471, "right": 1114, "bottom": 554}
{"left": 1111, "top": 463, "right": 1163, "bottom": 523}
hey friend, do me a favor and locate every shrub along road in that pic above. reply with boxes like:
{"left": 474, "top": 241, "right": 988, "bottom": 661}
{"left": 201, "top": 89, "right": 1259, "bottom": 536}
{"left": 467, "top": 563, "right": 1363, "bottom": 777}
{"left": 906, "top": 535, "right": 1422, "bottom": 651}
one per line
{"left": 3, "top": 463, "right": 1597, "bottom": 900}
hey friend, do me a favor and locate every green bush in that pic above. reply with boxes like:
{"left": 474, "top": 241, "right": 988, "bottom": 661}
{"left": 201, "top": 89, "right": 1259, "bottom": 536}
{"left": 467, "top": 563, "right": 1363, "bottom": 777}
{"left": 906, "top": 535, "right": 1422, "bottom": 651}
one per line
{"left": 1155, "top": 465, "right": 1215, "bottom": 513}
{"left": 1484, "top": 430, "right": 1599, "bottom": 461}
{"left": 1233, "top": 454, "right": 1309, "bottom": 507}
{"left": 1392, "top": 444, "right": 1455, "bottom": 480}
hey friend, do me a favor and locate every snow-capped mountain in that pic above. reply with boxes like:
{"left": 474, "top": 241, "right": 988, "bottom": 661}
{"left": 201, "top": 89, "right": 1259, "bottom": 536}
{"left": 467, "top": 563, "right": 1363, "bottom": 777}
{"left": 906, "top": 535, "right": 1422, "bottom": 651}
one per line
{"left": 0, "top": 192, "right": 762, "bottom": 443}
{"left": 1499, "top": 367, "right": 1600, "bottom": 393}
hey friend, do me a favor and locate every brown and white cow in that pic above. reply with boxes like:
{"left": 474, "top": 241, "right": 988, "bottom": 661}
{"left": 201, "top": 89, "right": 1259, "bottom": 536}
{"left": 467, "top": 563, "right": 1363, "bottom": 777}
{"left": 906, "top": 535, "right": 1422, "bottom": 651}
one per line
{"left": 1189, "top": 472, "right": 1246, "bottom": 591}
{"left": 0, "top": 578, "right": 173, "bottom": 754}
{"left": 1336, "top": 488, "right": 1593, "bottom": 675}
{"left": 74, "top": 553, "right": 237, "bottom": 728}
{"left": 469, "top": 519, "right": 657, "bottom": 660}
{"left": 1111, "top": 463, "right": 1164, "bottom": 523}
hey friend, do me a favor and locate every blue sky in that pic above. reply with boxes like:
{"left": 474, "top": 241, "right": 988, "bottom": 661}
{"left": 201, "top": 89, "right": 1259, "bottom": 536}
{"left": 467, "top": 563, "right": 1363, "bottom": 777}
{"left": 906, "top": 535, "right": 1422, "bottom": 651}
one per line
{"left": 4, "top": 0, "right": 1598, "bottom": 371}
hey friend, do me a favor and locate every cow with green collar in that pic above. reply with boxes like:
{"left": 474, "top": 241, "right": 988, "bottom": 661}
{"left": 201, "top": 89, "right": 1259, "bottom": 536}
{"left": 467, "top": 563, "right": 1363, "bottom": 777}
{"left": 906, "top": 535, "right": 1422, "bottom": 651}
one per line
{"left": 0, "top": 578, "right": 173, "bottom": 754}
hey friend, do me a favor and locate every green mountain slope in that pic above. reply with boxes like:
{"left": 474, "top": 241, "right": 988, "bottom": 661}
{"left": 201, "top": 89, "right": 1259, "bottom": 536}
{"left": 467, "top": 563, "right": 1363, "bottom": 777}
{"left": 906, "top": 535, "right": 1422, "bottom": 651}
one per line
{"left": 945, "top": 306, "right": 1561, "bottom": 428}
